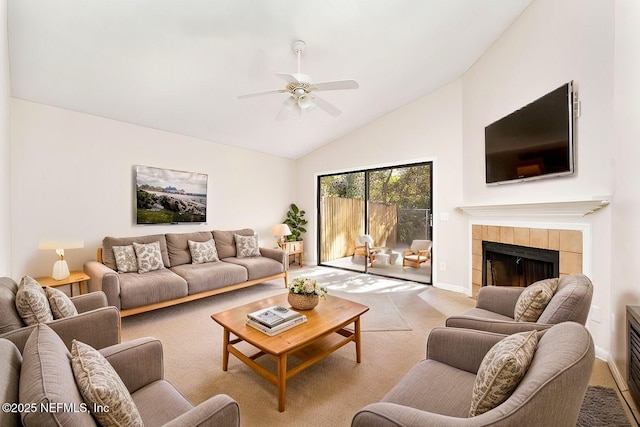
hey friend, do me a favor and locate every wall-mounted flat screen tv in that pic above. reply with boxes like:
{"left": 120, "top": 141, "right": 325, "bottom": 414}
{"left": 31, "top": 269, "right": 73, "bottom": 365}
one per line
{"left": 135, "top": 165, "right": 207, "bottom": 224}
{"left": 485, "top": 81, "right": 575, "bottom": 185}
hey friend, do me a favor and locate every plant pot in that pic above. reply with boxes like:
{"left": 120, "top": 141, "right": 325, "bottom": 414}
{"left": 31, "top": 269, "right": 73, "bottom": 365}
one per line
{"left": 288, "top": 292, "right": 319, "bottom": 310}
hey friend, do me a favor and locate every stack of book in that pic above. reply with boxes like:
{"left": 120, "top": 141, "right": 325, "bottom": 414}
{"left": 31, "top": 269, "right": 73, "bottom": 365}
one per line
{"left": 246, "top": 305, "right": 307, "bottom": 336}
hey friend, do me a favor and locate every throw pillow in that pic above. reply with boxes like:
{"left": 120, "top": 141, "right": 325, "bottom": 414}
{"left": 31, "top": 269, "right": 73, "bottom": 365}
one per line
{"left": 44, "top": 286, "right": 78, "bottom": 319}
{"left": 188, "top": 239, "right": 219, "bottom": 264}
{"left": 514, "top": 279, "right": 559, "bottom": 322}
{"left": 235, "top": 234, "right": 261, "bottom": 258}
{"left": 71, "top": 340, "right": 144, "bottom": 427}
{"left": 469, "top": 330, "right": 538, "bottom": 416}
{"left": 15, "top": 276, "right": 53, "bottom": 325}
{"left": 112, "top": 245, "right": 138, "bottom": 273}
{"left": 132, "top": 241, "right": 165, "bottom": 273}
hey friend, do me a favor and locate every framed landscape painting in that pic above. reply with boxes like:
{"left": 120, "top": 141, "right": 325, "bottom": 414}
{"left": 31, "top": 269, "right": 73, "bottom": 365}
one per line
{"left": 135, "top": 165, "right": 208, "bottom": 224}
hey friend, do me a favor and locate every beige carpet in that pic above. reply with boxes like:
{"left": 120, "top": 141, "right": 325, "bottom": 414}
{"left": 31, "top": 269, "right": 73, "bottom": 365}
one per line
{"left": 119, "top": 266, "right": 630, "bottom": 427}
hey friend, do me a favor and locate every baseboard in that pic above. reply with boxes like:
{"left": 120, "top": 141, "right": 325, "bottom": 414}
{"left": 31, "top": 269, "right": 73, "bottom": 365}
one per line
{"left": 606, "top": 351, "right": 629, "bottom": 392}
{"left": 433, "top": 281, "right": 469, "bottom": 295}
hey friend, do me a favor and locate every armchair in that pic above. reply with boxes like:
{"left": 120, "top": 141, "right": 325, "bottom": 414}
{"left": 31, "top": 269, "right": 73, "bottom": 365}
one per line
{"left": 0, "top": 277, "right": 120, "bottom": 353}
{"left": 353, "top": 235, "right": 382, "bottom": 267}
{"left": 352, "top": 322, "right": 594, "bottom": 426}
{"left": 446, "top": 274, "right": 593, "bottom": 334}
{"left": 11, "top": 324, "right": 240, "bottom": 427}
{"left": 402, "top": 239, "right": 432, "bottom": 269}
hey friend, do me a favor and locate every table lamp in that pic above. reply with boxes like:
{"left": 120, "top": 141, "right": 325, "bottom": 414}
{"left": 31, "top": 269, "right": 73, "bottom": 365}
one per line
{"left": 38, "top": 240, "right": 84, "bottom": 280}
{"left": 271, "top": 224, "right": 292, "bottom": 245}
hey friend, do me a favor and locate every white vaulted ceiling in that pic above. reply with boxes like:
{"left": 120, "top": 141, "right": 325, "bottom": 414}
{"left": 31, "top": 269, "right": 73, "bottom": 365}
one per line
{"left": 7, "top": 0, "right": 532, "bottom": 159}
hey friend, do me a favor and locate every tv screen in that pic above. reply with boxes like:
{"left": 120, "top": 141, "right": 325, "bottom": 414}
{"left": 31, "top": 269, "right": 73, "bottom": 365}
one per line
{"left": 135, "top": 165, "right": 208, "bottom": 224}
{"left": 485, "top": 82, "right": 575, "bottom": 185}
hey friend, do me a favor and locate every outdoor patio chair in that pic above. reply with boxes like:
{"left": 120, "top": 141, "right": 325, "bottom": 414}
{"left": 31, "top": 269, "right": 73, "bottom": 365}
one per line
{"left": 402, "top": 240, "right": 432, "bottom": 269}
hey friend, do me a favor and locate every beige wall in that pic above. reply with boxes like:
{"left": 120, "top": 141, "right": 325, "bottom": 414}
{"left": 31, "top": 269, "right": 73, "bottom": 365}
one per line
{"left": 611, "top": 0, "right": 640, "bottom": 383}
{"left": 0, "top": 0, "right": 11, "bottom": 276}
{"left": 10, "top": 100, "right": 296, "bottom": 278}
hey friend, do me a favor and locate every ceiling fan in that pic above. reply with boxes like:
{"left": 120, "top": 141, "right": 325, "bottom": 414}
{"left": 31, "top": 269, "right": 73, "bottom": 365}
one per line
{"left": 238, "top": 40, "right": 359, "bottom": 121}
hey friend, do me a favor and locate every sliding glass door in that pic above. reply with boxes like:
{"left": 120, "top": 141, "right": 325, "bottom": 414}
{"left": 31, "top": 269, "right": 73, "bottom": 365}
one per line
{"left": 318, "top": 162, "right": 433, "bottom": 283}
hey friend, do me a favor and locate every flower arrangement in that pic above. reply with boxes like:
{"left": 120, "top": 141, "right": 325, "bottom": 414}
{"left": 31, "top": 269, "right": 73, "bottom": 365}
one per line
{"left": 288, "top": 277, "right": 328, "bottom": 298}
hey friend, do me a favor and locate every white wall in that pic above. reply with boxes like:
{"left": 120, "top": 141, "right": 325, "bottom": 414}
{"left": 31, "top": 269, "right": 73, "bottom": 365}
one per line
{"left": 611, "top": 0, "right": 640, "bottom": 382}
{"left": 295, "top": 80, "right": 465, "bottom": 289}
{"left": 0, "top": 0, "right": 11, "bottom": 276}
{"left": 460, "top": 0, "right": 615, "bottom": 354}
{"left": 10, "top": 99, "right": 295, "bottom": 279}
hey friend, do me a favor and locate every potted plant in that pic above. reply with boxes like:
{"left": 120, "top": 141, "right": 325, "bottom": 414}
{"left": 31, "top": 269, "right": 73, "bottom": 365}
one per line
{"left": 288, "top": 277, "right": 328, "bottom": 310}
{"left": 284, "top": 203, "right": 307, "bottom": 241}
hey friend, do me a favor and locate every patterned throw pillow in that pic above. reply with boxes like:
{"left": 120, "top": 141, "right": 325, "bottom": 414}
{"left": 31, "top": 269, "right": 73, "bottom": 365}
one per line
{"left": 235, "top": 234, "right": 261, "bottom": 258}
{"left": 112, "top": 245, "right": 138, "bottom": 273}
{"left": 514, "top": 279, "right": 559, "bottom": 322}
{"left": 44, "top": 286, "right": 78, "bottom": 319}
{"left": 15, "top": 276, "right": 53, "bottom": 325}
{"left": 132, "top": 241, "right": 165, "bottom": 273}
{"left": 469, "top": 330, "right": 538, "bottom": 416}
{"left": 188, "top": 239, "right": 219, "bottom": 264}
{"left": 71, "top": 340, "right": 144, "bottom": 427}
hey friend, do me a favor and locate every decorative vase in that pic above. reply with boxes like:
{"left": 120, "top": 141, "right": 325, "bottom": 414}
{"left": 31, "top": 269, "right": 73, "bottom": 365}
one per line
{"left": 288, "top": 292, "right": 319, "bottom": 310}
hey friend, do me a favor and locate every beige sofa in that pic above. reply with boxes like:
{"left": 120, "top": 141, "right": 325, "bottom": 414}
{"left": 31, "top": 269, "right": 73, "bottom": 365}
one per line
{"left": 352, "top": 322, "right": 594, "bottom": 426}
{"left": 0, "top": 277, "right": 120, "bottom": 353}
{"left": 84, "top": 229, "right": 288, "bottom": 317}
{"left": 0, "top": 324, "right": 240, "bottom": 427}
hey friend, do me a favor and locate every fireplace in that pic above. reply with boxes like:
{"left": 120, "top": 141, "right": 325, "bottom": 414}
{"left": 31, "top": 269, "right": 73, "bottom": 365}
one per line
{"left": 471, "top": 225, "right": 584, "bottom": 297}
{"left": 482, "top": 241, "right": 559, "bottom": 287}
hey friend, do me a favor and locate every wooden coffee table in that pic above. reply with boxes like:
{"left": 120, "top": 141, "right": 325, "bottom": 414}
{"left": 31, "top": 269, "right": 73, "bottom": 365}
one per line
{"left": 211, "top": 293, "right": 369, "bottom": 411}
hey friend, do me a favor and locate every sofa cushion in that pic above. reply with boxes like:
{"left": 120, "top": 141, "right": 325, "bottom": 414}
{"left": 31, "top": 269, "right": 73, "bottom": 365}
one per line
{"left": 0, "top": 339, "right": 21, "bottom": 427}
{"left": 213, "top": 229, "right": 254, "bottom": 259}
{"left": 72, "top": 339, "right": 144, "bottom": 426}
{"left": 224, "top": 256, "right": 285, "bottom": 281}
{"left": 45, "top": 286, "right": 78, "bottom": 319}
{"left": 469, "top": 330, "right": 538, "bottom": 416}
{"left": 133, "top": 241, "right": 165, "bottom": 273}
{"left": 103, "top": 234, "right": 171, "bottom": 270}
{"left": 514, "top": 278, "right": 558, "bottom": 322}
{"left": 15, "top": 276, "right": 54, "bottom": 325}
{"left": 235, "top": 234, "right": 261, "bottom": 258}
{"left": 0, "top": 278, "right": 24, "bottom": 333}
{"left": 170, "top": 262, "right": 248, "bottom": 295}
{"left": 113, "top": 244, "right": 139, "bottom": 273}
{"left": 165, "top": 231, "right": 215, "bottom": 266}
{"left": 20, "top": 324, "right": 97, "bottom": 426}
{"left": 118, "top": 269, "right": 188, "bottom": 310}
{"left": 189, "top": 239, "right": 219, "bottom": 264}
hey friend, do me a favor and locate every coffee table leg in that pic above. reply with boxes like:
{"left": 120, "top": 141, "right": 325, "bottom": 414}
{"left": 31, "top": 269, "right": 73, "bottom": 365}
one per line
{"left": 222, "top": 328, "right": 230, "bottom": 371}
{"left": 277, "top": 355, "right": 287, "bottom": 412}
{"left": 354, "top": 317, "right": 362, "bottom": 363}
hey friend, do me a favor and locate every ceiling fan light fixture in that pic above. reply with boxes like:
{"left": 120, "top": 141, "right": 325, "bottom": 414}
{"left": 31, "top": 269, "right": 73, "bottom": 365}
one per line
{"left": 297, "top": 93, "right": 313, "bottom": 109}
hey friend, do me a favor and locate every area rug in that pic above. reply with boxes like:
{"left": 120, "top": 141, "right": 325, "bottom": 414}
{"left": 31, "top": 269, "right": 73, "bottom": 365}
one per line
{"left": 577, "top": 385, "right": 632, "bottom": 426}
{"left": 330, "top": 290, "right": 412, "bottom": 332}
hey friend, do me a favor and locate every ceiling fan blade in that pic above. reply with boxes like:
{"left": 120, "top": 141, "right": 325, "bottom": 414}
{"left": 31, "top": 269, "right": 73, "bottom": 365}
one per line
{"left": 275, "top": 72, "right": 313, "bottom": 84}
{"left": 238, "top": 88, "right": 287, "bottom": 99}
{"left": 312, "top": 95, "right": 342, "bottom": 117}
{"left": 313, "top": 79, "right": 359, "bottom": 91}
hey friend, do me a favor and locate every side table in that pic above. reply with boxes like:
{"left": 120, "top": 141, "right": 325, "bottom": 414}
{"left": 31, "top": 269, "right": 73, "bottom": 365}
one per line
{"left": 279, "top": 241, "right": 303, "bottom": 267}
{"left": 35, "top": 271, "right": 90, "bottom": 296}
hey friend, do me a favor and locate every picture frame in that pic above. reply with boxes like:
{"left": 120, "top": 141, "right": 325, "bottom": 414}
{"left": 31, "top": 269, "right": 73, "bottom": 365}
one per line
{"left": 135, "top": 165, "right": 207, "bottom": 224}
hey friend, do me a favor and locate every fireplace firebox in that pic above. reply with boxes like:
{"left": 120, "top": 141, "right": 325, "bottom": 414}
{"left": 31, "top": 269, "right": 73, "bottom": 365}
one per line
{"left": 482, "top": 241, "right": 559, "bottom": 287}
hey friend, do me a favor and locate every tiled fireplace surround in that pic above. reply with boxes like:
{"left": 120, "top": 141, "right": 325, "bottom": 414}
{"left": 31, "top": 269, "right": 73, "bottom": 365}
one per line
{"left": 471, "top": 224, "right": 584, "bottom": 296}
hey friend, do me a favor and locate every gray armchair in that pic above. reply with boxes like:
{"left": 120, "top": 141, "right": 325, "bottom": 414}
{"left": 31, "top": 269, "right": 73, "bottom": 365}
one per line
{"left": 352, "top": 322, "right": 594, "bottom": 426}
{"left": 445, "top": 274, "right": 593, "bottom": 334}
{"left": 3, "top": 324, "right": 240, "bottom": 427}
{"left": 0, "top": 277, "right": 120, "bottom": 352}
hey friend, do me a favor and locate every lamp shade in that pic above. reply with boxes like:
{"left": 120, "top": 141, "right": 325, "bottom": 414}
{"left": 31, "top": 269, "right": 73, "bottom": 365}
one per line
{"left": 271, "top": 224, "right": 292, "bottom": 237}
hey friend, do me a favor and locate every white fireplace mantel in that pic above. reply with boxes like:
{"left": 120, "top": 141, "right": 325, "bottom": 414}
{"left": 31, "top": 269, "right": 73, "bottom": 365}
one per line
{"left": 458, "top": 198, "right": 610, "bottom": 218}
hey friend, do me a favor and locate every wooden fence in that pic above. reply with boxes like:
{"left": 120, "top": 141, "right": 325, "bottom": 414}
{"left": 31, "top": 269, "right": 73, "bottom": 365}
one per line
{"left": 319, "top": 197, "right": 398, "bottom": 262}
